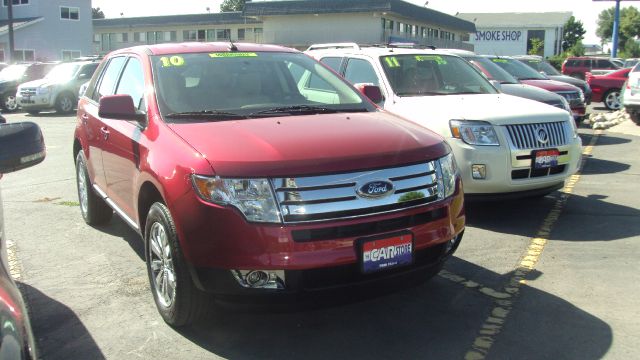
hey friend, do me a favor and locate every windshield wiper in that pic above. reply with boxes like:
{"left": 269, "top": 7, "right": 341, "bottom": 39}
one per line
{"left": 249, "top": 105, "right": 365, "bottom": 117}
{"left": 517, "top": 77, "right": 544, "bottom": 81}
{"left": 165, "top": 110, "right": 247, "bottom": 120}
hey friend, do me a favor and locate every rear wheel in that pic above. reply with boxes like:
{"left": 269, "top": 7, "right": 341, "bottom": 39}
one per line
{"left": 2, "top": 93, "right": 18, "bottom": 112}
{"left": 628, "top": 110, "right": 640, "bottom": 125}
{"left": 75, "top": 152, "right": 112, "bottom": 225}
{"left": 604, "top": 89, "right": 622, "bottom": 110}
{"left": 145, "top": 202, "right": 210, "bottom": 327}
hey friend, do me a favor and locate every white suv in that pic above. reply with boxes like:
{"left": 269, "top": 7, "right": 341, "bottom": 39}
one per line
{"left": 307, "top": 44, "right": 582, "bottom": 198}
{"left": 622, "top": 63, "right": 640, "bottom": 124}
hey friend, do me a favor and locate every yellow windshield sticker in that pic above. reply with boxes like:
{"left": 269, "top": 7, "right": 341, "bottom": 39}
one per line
{"left": 159, "top": 56, "right": 185, "bottom": 68}
{"left": 415, "top": 55, "right": 446, "bottom": 64}
{"left": 384, "top": 57, "right": 400, "bottom": 68}
{"left": 491, "top": 58, "right": 508, "bottom": 63}
{"left": 209, "top": 52, "right": 258, "bottom": 58}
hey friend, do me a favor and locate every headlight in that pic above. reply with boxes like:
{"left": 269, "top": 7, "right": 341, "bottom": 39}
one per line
{"left": 560, "top": 97, "right": 571, "bottom": 113}
{"left": 578, "top": 89, "right": 585, "bottom": 103}
{"left": 192, "top": 175, "right": 280, "bottom": 223}
{"left": 36, "top": 86, "right": 51, "bottom": 95}
{"left": 437, "top": 153, "right": 459, "bottom": 199}
{"left": 567, "top": 117, "right": 579, "bottom": 138}
{"left": 449, "top": 120, "right": 500, "bottom": 146}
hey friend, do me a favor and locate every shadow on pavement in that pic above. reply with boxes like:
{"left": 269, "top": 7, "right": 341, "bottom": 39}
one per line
{"left": 173, "top": 257, "right": 611, "bottom": 359}
{"left": 580, "top": 132, "right": 631, "bottom": 146}
{"left": 19, "top": 283, "right": 105, "bottom": 360}
{"left": 580, "top": 157, "right": 630, "bottom": 175}
{"left": 95, "top": 215, "right": 145, "bottom": 261}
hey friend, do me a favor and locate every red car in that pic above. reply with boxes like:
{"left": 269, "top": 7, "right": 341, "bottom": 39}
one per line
{"left": 73, "top": 42, "right": 465, "bottom": 326}
{"left": 562, "top": 57, "right": 620, "bottom": 80}
{"left": 487, "top": 57, "right": 587, "bottom": 120}
{"left": 586, "top": 68, "right": 630, "bottom": 110}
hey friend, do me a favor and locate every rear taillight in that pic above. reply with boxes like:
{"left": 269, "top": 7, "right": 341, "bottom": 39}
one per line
{"left": 627, "top": 81, "right": 631, "bottom": 89}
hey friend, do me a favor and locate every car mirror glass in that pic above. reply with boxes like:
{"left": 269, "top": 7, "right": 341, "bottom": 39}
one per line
{"left": 0, "top": 122, "right": 46, "bottom": 174}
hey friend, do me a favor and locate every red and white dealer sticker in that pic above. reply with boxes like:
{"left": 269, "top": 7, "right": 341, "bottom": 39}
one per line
{"left": 361, "top": 234, "right": 413, "bottom": 274}
{"left": 533, "top": 149, "right": 560, "bottom": 169}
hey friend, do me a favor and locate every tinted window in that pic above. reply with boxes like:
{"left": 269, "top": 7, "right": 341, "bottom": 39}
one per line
{"left": 491, "top": 58, "right": 546, "bottom": 80}
{"left": 344, "top": 58, "right": 379, "bottom": 86}
{"left": 115, "top": 58, "right": 145, "bottom": 110}
{"left": 94, "top": 57, "right": 127, "bottom": 100}
{"left": 596, "top": 59, "right": 613, "bottom": 68}
{"left": 79, "top": 63, "right": 99, "bottom": 79}
{"left": 320, "top": 57, "right": 343, "bottom": 73}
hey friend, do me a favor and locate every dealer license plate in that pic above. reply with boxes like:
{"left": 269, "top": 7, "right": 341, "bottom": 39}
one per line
{"left": 360, "top": 233, "right": 413, "bottom": 274}
{"left": 533, "top": 149, "right": 559, "bottom": 169}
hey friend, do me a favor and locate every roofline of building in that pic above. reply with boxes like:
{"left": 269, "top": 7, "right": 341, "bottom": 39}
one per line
{"left": 93, "top": 12, "right": 260, "bottom": 29}
{"left": 0, "top": 17, "right": 43, "bottom": 37}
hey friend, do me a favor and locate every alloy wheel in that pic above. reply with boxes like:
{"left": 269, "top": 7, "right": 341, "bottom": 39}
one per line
{"left": 149, "top": 222, "right": 177, "bottom": 308}
{"left": 77, "top": 163, "right": 89, "bottom": 216}
{"left": 605, "top": 91, "right": 621, "bottom": 110}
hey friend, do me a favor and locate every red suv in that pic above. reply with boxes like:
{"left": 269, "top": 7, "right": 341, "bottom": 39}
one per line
{"left": 562, "top": 57, "right": 620, "bottom": 80}
{"left": 73, "top": 43, "right": 465, "bottom": 326}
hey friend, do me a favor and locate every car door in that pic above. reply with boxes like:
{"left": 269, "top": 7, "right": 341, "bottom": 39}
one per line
{"left": 100, "top": 56, "right": 147, "bottom": 219}
{"left": 342, "top": 57, "right": 386, "bottom": 104}
{"left": 78, "top": 56, "right": 127, "bottom": 192}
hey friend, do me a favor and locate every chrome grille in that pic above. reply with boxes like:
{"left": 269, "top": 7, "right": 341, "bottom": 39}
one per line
{"left": 272, "top": 162, "right": 441, "bottom": 223}
{"left": 20, "top": 88, "right": 36, "bottom": 96}
{"left": 505, "top": 122, "right": 568, "bottom": 150}
{"left": 556, "top": 91, "right": 580, "bottom": 101}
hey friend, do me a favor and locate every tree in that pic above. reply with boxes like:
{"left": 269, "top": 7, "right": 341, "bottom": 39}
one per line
{"left": 220, "top": 0, "right": 245, "bottom": 12}
{"left": 567, "top": 41, "right": 585, "bottom": 57}
{"left": 562, "top": 16, "right": 586, "bottom": 51}
{"left": 596, "top": 6, "right": 640, "bottom": 48}
{"left": 528, "top": 38, "right": 544, "bottom": 56}
{"left": 621, "top": 38, "right": 640, "bottom": 58}
{"left": 92, "top": 7, "right": 105, "bottom": 19}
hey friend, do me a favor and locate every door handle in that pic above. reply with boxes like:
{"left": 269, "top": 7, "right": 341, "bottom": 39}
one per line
{"left": 81, "top": 114, "right": 89, "bottom": 124}
{"left": 100, "top": 126, "right": 110, "bottom": 140}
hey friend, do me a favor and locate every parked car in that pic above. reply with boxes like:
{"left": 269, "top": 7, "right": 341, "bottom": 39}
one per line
{"left": 586, "top": 67, "right": 630, "bottom": 110}
{"left": 562, "top": 57, "right": 619, "bottom": 79}
{"left": 622, "top": 63, "right": 640, "bottom": 124}
{"left": 0, "top": 113, "right": 5, "bottom": 124}
{"left": 451, "top": 53, "right": 573, "bottom": 114}
{"left": 307, "top": 43, "right": 582, "bottom": 200}
{"left": 0, "top": 121, "right": 45, "bottom": 360}
{"left": 513, "top": 55, "right": 592, "bottom": 104}
{"left": 0, "top": 63, "right": 57, "bottom": 112}
{"left": 487, "top": 56, "right": 587, "bottom": 120}
{"left": 17, "top": 60, "right": 99, "bottom": 114}
{"left": 74, "top": 42, "right": 465, "bottom": 326}
{"left": 623, "top": 58, "right": 640, "bottom": 68}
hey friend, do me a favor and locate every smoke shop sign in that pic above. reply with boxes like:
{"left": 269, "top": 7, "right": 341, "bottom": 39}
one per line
{"left": 475, "top": 30, "right": 522, "bottom": 41}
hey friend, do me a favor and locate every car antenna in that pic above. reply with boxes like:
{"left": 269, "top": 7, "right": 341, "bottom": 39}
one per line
{"left": 228, "top": 41, "right": 238, "bottom": 52}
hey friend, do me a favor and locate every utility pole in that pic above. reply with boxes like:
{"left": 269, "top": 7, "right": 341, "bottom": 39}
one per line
{"left": 612, "top": 0, "right": 621, "bottom": 57}
{"left": 7, "top": 0, "right": 15, "bottom": 63}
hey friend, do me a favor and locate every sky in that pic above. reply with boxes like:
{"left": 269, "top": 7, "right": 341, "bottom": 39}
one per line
{"left": 91, "top": 0, "right": 639, "bottom": 44}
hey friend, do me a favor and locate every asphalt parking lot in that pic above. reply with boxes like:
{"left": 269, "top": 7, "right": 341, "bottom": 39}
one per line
{"left": 1, "top": 104, "right": 639, "bottom": 359}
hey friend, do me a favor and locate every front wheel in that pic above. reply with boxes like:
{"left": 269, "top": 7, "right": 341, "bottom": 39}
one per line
{"left": 145, "top": 202, "right": 210, "bottom": 327}
{"left": 2, "top": 93, "right": 18, "bottom": 112}
{"left": 55, "top": 92, "right": 75, "bottom": 114}
{"left": 604, "top": 89, "right": 622, "bottom": 110}
{"left": 75, "top": 152, "right": 112, "bottom": 225}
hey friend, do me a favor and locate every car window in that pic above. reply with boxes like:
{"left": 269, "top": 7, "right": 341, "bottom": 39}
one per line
{"left": 151, "top": 52, "right": 373, "bottom": 120}
{"left": 632, "top": 63, "right": 640, "bottom": 73}
{"left": 380, "top": 54, "right": 497, "bottom": 96}
{"left": 115, "top": 58, "right": 145, "bottom": 110}
{"left": 94, "top": 57, "right": 127, "bottom": 101}
{"left": 44, "top": 63, "right": 80, "bottom": 81}
{"left": 491, "top": 58, "right": 546, "bottom": 80}
{"left": 596, "top": 59, "right": 612, "bottom": 68}
{"left": 79, "top": 63, "right": 99, "bottom": 79}
{"left": 466, "top": 56, "right": 518, "bottom": 84}
{"left": 344, "top": 58, "right": 379, "bottom": 86}
{"left": 320, "top": 57, "right": 343, "bottom": 73}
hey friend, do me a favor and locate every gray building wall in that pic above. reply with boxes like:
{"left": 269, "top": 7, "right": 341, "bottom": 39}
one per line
{"left": 0, "top": 0, "right": 92, "bottom": 62}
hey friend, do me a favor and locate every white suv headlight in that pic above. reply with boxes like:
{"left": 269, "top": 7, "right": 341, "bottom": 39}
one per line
{"left": 449, "top": 120, "right": 500, "bottom": 146}
{"left": 437, "top": 153, "right": 459, "bottom": 199}
{"left": 192, "top": 175, "right": 280, "bottom": 223}
{"left": 36, "top": 86, "right": 52, "bottom": 95}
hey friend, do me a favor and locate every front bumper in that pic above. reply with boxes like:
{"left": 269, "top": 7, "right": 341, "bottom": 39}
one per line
{"left": 449, "top": 132, "right": 582, "bottom": 196}
{"left": 171, "top": 180, "right": 465, "bottom": 296}
{"left": 16, "top": 93, "right": 54, "bottom": 110}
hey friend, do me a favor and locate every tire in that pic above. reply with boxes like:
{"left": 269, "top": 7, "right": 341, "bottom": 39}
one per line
{"left": 75, "top": 152, "right": 112, "bottom": 225}
{"left": 628, "top": 110, "right": 640, "bottom": 125}
{"left": 145, "top": 202, "right": 210, "bottom": 327}
{"left": 27, "top": 110, "right": 40, "bottom": 115}
{"left": 55, "top": 92, "right": 75, "bottom": 114}
{"left": 2, "top": 93, "right": 18, "bottom": 112}
{"left": 603, "top": 89, "right": 622, "bottom": 110}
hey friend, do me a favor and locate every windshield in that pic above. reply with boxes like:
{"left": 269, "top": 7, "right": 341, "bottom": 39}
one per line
{"left": 465, "top": 56, "right": 518, "bottom": 84}
{"left": 489, "top": 58, "right": 547, "bottom": 80}
{"left": 520, "top": 59, "right": 561, "bottom": 76}
{"left": 380, "top": 54, "right": 497, "bottom": 96}
{"left": 45, "top": 63, "right": 80, "bottom": 82}
{"left": 151, "top": 52, "right": 374, "bottom": 121}
{"left": 0, "top": 64, "right": 28, "bottom": 81}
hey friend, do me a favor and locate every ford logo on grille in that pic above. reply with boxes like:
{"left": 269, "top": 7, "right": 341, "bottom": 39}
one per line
{"left": 357, "top": 180, "right": 394, "bottom": 199}
{"left": 535, "top": 127, "right": 549, "bottom": 144}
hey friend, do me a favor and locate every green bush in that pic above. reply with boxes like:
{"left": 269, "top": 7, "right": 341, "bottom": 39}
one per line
{"left": 547, "top": 53, "right": 569, "bottom": 71}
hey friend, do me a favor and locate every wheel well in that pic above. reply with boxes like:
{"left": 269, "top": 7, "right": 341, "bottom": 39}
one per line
{"left": 56, "top": 90, "right": 76, "bottom": 103}
{"left": 73, "top": 138, "right": 82, "bottom": 162}
{"left": 138, "top": 182, "right": 164, "bottom": 233}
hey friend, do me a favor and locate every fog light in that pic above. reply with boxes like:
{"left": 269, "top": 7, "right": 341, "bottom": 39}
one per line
{"left": 231, "top": 270, "right": 285, "bottom": 289}
{"left": 471, "top": 164, "right": 486, "bottom": 179}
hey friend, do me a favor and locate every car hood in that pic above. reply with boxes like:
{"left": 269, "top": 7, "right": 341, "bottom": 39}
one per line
{"left": 520, "top": 79, "right": 581, "bottom": 92}
{"left": 167, "top": 111, "right": 448, "bottom": 177}
{"left": 501, "top": 83, "right": 563, "bottom": 103}
{"left": 18, "top": 78, "right": 67, "bottom": 89}
{"left": 387, "top": 94, "right": 569, "bottom": 135}
{"left": 547, "top": 75, "right": 589, "bottom": 89}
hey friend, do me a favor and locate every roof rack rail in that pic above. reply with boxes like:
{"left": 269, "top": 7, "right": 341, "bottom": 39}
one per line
{"left": 306, "top": 42, "right": 360, "bottom": 51}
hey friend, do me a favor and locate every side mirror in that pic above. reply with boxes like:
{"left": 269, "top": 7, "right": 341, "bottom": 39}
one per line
{"left": 0, "top": 122, "right": 46, "bottom": 174}
{"left": 99, "top": 94, "right": 145, "bottom": 122}
{"left": 354, "top": 83, "right": 384, "bottom": 104}
{"left": 489, "top": 80, "right": 502, "bottom": 92}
